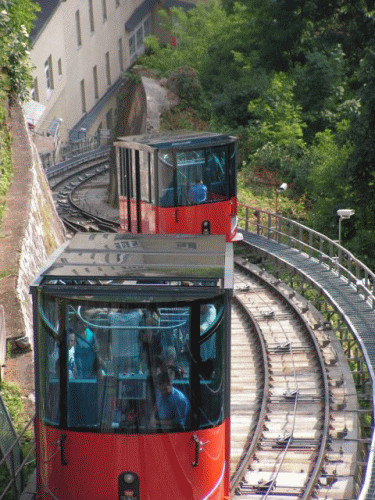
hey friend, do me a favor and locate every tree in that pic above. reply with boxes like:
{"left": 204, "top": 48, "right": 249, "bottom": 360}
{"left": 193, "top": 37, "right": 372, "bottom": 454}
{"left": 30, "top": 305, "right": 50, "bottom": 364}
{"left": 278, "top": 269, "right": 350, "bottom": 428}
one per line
{"left": 248, "top": 72, "right": 306, "bottom": 148}
{"left": 293, "top": 46, "right": 347, "bottom": 141}
{"left": 345, "top": 38, "right": 375, "bottom": 230}
{"left": 0, "top": 0, "right": 40, "bottom": 102}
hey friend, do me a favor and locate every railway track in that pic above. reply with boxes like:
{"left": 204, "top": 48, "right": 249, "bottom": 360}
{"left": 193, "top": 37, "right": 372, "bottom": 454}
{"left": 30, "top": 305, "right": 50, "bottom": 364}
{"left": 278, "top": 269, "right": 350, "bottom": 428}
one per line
{"left": 46, "top": 154, "right": 361, "bottom": 499}
{"left": 230, "top": 255, "right": 359, "bottom": 500}
{"left": 48, "top": 159, "right": 119, "bottom": 233}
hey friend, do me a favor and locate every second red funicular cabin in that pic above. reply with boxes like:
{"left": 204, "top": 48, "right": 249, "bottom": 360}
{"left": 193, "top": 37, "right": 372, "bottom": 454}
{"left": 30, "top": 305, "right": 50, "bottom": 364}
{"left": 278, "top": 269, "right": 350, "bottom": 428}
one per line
{"left": 114, "top": 131, "right": 241, "bottom": 242}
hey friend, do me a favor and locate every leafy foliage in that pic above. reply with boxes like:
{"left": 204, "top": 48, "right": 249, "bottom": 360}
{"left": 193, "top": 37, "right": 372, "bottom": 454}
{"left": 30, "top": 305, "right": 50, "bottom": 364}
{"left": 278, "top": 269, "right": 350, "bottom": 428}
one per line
{"left": 293, "top": 46, "right": 347, "bottom": 140}
{"left": 134, "top": 0, "right": 375, "bottom": 266}
{"left": 248, "top": 72, "right": 306, "bottom": 148}
{"left": 0, "top": 0, "right": 39, "bottom": 101}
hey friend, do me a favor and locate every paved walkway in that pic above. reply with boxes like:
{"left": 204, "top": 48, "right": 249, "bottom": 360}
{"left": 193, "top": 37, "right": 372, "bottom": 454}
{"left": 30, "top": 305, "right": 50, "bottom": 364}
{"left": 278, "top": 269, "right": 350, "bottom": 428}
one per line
{"left": 240, "top": 228, "right": 375, "bottom": 500}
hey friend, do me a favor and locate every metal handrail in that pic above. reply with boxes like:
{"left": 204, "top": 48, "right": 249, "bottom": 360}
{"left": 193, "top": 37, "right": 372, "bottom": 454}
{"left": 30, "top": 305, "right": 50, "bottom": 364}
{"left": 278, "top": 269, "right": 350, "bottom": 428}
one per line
{"left": 239, "top": 205, "right": 375, "bottom": 309}
{"left": 0, "top": 415, "right": 35, "bottom": 500}
{"left": 239, "top": 203, "right": 375, "bottom": 500}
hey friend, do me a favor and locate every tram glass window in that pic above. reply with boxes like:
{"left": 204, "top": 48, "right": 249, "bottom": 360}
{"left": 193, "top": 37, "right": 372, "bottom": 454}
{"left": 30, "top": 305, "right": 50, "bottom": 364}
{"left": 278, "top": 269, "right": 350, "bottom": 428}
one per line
{"left": 139, "top": 151, "right": 153, "bottom": 204}
{"left": 158, "top": 145, "right": 233, "bottom": 207}
{"left": 158, "top": 150, "right": 175, "bottom": 207}
{"left": 37, "top": 294, "right": 61, "bottom": 426}
{"left": 36, "top": 294, "right": 226, "bottom": 433}
{"left": 198, "top": 299, "right": 225, "bottom": 428}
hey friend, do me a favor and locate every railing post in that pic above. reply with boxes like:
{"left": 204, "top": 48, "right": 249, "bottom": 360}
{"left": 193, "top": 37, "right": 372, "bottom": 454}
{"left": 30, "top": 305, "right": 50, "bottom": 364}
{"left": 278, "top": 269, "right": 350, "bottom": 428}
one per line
{"left": 256, "top": 211, "right": 261, "bottom": 235}
{"left": 267, "top": 213, "right": 272, "bottom": 239}
{"left": 288, "top": 221, "right": 293, "bottom": 247}
{"left": 319, "top": 237, "right": 323, "bottom": 264}
{"left": 245, "top": 207, "right": 249, "bottom": 232}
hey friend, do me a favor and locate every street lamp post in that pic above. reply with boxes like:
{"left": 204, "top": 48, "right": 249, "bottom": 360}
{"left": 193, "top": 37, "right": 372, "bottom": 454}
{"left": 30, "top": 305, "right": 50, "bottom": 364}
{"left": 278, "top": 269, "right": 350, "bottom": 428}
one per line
{"left": 337, "top": 209, "right": 355, "bottom": 245}
{"left": 275, "top": 183, "right": 288, "bottom": 214}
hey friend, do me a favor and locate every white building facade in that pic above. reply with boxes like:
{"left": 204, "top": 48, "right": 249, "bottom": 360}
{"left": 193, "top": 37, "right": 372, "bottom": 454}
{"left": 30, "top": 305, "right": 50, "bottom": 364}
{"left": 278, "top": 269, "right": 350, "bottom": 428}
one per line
{"left": 28, "top": 0, "right": 166, "bottom": 142}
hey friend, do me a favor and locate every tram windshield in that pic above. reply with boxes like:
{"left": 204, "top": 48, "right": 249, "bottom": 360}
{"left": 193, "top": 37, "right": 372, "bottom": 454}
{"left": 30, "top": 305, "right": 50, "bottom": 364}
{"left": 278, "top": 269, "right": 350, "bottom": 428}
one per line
{"left": 158, "top": 143, "right": 236, "bottom": 207}
{"left": 37, "top": 295, "right": 227, "bottom": 434}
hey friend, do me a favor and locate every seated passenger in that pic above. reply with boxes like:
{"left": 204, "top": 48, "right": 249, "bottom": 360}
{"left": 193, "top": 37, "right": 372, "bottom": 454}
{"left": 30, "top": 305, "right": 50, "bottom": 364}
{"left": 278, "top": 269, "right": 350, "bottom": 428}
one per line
{"left": 163, "top": 346, "right": 184, "bottom": 380}
{"left": 68, "top": 333, "right": 77, "bottom": 379}
{"left": 154, "top": 371, "right": 189, "bottom": 429}
{"left": 74, "top": 323, "right": 98, "bottom": 378}
{"left": 187, "top": 178, "right": 207, "bottom": 204}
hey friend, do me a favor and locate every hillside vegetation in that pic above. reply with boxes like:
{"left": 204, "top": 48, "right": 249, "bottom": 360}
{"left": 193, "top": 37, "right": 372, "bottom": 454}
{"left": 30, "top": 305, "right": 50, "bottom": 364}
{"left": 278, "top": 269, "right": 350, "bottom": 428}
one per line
{"left": 137, "top": 0, "right": 375, "bottom": 271}
{"left": 0, "top": 0, "right": 39, "bottom": 224}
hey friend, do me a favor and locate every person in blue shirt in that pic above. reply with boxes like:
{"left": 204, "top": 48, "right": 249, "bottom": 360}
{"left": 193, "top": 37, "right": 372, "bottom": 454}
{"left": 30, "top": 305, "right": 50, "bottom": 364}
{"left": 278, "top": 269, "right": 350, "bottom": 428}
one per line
{"left": 155, "top": 371, "right": 189, "bottom": 429}
{"left": 187, "top": 178, "right": 208, "bottom": 204}
{"left": 74, "top": 324, "right": 97, "bottom": 378}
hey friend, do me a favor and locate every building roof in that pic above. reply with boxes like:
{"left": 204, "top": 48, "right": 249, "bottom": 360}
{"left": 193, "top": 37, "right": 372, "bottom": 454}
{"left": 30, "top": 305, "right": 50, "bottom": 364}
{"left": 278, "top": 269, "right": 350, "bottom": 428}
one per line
{"left": 30, "top": 0, "right": 61, "bottom": 44}
{"left": 125, "top": 0, "right": 159, "bottom": 31}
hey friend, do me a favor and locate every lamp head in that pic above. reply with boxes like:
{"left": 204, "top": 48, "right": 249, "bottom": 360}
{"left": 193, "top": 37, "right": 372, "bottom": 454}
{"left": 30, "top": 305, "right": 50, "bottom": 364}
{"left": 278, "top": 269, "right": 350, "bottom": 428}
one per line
{"left": 277, "top": 183, "right": 288, "bottom": 192}
{"left": 337, "top": 209, "right": 355, "bottom": 219}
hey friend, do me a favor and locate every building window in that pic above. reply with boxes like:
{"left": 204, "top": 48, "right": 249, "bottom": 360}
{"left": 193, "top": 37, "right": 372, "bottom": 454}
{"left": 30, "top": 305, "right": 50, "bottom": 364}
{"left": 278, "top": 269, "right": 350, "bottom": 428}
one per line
{"left": 102, "top": 0, "right": 107, "bottom": 21}
{"left": 129, "top": 35, "right": 135, "bottom": 57}
{"left": 75, "top": 10, "right": 82, "bottom": 46}
{"left": 44, "top": 55, "right": 54, "bottom": 95}
{"left": 105, "top": 51, "right": 111, "bottom": 86}
{"left": 57, "top": 58, "right": 62, "bottom": 76}
{"left": 93, "top": 65, "right": 99, "bottom": 99}
{"left": 106, "top": 109, "right": 113, "bottom": 130}
{"left": 88, "top": 0, "right": 95, "bottom": 32}
{"left": 80, "top": 79, "right": 86, "bottom": 113}
{"left": 144, "top": 18, "right": 151, "bottom": 37}
{"left": 118, "top": 38, "right": 124, "bottom": 72}
{"left": 128, "top": 17, "right": 151, "bottom": 60}
{"left": 31, "top": 78, "right": 39, "bottom": 102}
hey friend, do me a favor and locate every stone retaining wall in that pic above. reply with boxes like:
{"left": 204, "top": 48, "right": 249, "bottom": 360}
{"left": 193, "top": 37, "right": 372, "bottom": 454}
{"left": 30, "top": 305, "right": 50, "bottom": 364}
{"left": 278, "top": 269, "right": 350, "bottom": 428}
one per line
{"left": 0, "top": 101, "right": 65, "bottom": 384}
{"left": 16, "top": 135, "right": 66, "bottom": 342}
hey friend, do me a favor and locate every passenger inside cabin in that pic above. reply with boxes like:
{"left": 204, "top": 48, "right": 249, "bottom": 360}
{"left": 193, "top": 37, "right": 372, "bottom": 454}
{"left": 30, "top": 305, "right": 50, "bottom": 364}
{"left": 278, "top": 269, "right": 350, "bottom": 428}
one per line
{"left": 163, "top": 346, "right": 183, "bottom": 380}
{"left": 140, "top": 309, "right": 162, "bottom": 372}
{"left": 68, "top": 333, "right": 77, "bottom": 378}
{"left": 74, "top": 320, "right": 98, "bottom": 378}
{"left": 154, "top": 371, "right": 190, "bottom": 429}
{"left": 187, "top": 177, "right": 208, "bottom": 204}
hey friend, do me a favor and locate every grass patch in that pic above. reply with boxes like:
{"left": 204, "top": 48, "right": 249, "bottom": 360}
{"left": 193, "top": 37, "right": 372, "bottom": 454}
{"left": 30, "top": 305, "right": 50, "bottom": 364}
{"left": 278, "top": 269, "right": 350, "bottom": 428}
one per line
{"left": 237, "top": 172, "right": 308, "bottom": 221}
{"left": 0, "top": 381, "right": 32, "bottom": 436}
{"left": 0, "top": 112, "right": 13, "bottom": 224}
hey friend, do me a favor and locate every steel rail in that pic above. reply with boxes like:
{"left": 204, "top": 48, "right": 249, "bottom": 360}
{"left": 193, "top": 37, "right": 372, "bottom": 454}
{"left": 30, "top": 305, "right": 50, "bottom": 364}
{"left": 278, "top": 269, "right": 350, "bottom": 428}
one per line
{"left": 230, "top": 292, "right": 270, "bottom": 493}
{"left": 233, "top": 258, "right": 331, "bottom": 499}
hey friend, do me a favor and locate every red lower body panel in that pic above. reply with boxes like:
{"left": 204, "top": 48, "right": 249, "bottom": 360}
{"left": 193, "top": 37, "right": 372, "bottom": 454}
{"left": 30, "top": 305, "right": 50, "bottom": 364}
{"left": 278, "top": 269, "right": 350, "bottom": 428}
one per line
{"left": 35, "top": 417, "right": 229, "bottom": 500}
{"left": 118, "top": 197, "right": 237, "bottom": 242}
